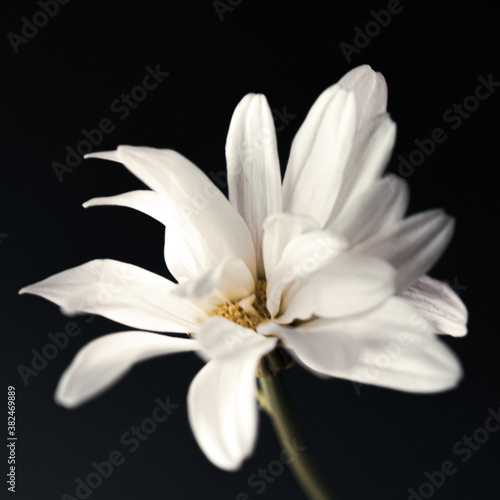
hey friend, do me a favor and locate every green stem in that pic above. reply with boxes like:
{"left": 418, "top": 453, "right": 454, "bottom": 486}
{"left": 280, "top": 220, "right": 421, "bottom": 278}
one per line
{"left": 258, "top": 373, "right": 337, "bottom": 500}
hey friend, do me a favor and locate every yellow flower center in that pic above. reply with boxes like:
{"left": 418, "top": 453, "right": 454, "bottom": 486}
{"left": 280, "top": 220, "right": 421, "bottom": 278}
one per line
{"left": 211, "top": 279, "right": 271, "bottom": 331}
{"left": 210, "top": 279, "right": 295, "bottom": 376}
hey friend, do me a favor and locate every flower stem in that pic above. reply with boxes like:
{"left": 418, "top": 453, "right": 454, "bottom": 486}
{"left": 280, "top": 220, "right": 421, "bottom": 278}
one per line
{"left": 258, "top": 373, "right": 337, "bottom": 500}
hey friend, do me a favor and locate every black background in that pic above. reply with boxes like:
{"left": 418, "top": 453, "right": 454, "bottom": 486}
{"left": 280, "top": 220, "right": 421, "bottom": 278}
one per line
{"left": 1, "top": 1, "right": 499, "bottom": 499}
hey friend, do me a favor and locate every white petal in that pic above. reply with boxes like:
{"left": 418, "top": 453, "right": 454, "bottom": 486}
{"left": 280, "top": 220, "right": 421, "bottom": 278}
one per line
{"left": 277, "top": 253, "right": 396, "bottom": 323}
{"left": 84, "top": 190, "right": 191, "bottom": 284}
{"left": 86, "top": 147, "right": 256, "bottom": 281}
{"left": 261, "top": 297, "right": 462, "bottom": 393}
{"left": 258, "top": 321, "right": 360, "bottom": 376}
{"left": 329, "top": 175, "right": 409, "bottom": 245}
{"left": 20, "top": 259, "right": 205, "bottom": 332}
{"left": 338, "top": 65, "right": 388, "bottom": 128}
{"left": 172, "top": 257, "right": 255, "bottom": 310}
{"left": 282, "top": 88, "right": 356, "bottom": 226}
{"left": 83, "top": 190, "right": 171, "bottom": 227}
{"left": 226, "top": 94, "right": 282, "bottom": 277}
{"left": 326, "top": 114, "right": 397, "bottom": 225}
{"left": 188, "top": 317, "right": 276, "bottom": 470}
{"left": 354, "top": 209, "right": 455, "bottom": 292}
{"left": 266, "top": 230, "right": 348, "bottom": 318}
{"left": 55, "top": 331, "right": 200, "bottom": 408}
{"left": 262, "top": 212, "right": 320, "bottom": 280}
{"left": 401, "top": 275, "right": 468, "bottom": 337}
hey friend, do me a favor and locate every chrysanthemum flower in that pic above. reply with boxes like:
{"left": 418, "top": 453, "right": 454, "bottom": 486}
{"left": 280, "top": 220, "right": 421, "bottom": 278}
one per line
{"left": 20, "top": 65, "right": 467, "bottom": 472}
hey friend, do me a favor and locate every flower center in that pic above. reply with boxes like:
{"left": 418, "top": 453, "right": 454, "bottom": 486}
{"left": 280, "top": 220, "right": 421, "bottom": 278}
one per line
{"left": 211, "top": 279, "right": 271, "bottom": 331}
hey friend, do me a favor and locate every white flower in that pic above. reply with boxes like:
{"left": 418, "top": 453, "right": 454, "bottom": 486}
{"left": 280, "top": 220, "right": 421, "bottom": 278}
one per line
{"left": 20, "top": 65, "right": 467, "bottom": 471}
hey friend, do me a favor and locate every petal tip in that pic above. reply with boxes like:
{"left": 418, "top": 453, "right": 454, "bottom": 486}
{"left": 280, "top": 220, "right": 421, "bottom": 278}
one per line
{"left": 82, "top": 198, "right": 99, "bottom": 209}
{"left": 54, "top": 389, "right": 80, "bottom": 409}
{"left": 54, "top": 378, "right": 79, "bottom": 408}
{"left": 84, "top": 150, "right": 119, "bottom": 162}
{"left": 18, "top": 284, "right": 39, "bottom": 296}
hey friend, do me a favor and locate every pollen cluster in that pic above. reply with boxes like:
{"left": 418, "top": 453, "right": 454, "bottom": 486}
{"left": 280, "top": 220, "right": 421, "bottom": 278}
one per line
{"left": 253, "top": 280, "right": 270, "bottom": 319}
{"left": 212, "top": 279, "right": 271, "bottom": 331}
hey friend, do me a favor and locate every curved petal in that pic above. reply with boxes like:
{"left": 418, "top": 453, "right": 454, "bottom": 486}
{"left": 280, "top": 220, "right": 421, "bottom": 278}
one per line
{"left": 226, "top": 94, "right": 282, "bottom": 277}
{"left": 401, "top": 275, "right": 468, "bottom": 337}
{"left": 266, "top": 230, "right": 348, "bottom": 318}
{"left": 261, "top": 297, "right": 462, "bottom": 393}
{"left": 172, "top": 257, "right": 255, "bottom": 310}
{"left": 19, "top": 259, "right": 206, "bottom": 332}
{"left": 326, "top": 113, "right": 396, "bottom": 225}
{"left": 55, "top": 331, "right": 200, "bottom": 408}
{"left": 85, "top": 147, "right": 256, "bottom": 281}
{"left": 282, "top": 87, "right": 356, "bottom": 226}
{"left": 277, "top": 253, "right": 396, "bottom": 323}
{"left": 83, "top": 190, "right": 171, "bottom": 227}
{"left": 188, "top": 317, "right": 276, "bottom": 470}
{"left": 84, "top": 190, "right": 193, "bottom": 284}
{"left": 354, "top": 209, "right": 455, "bottom": 292}
{"left": 338, "top": 65, "right": 388, "bottom": 129}
{"left": 329, "top": 175, "right": 409, "bottom": 246}
{"left": 262, "top": 212, "right": 320, "bottom": 280}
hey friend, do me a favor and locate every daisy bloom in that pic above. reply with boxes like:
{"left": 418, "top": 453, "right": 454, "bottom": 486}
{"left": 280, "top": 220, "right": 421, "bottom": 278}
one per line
{"left": 20, "top": 65, "right": 467, "bottom": 489}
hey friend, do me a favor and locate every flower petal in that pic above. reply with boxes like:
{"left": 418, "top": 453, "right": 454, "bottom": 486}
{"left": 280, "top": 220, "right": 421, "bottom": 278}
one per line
{"left": 338, "top": 64, "right": 388, "bottom": 128}
{"left": 329, "top": 175, "right": 409, "bottom": 246}
{"left": 85, "top": 147, "right": 256, "bottom": 281}
{"left": 226, "top": 94, "right": 282, "bottom": 277}
{"left": 172, "top": 257, "right": 255, "bottom": 310}
{"left": 401, "top": 275, "right": 468, "bottom": 337}
{"left": 55, "top": 331, "right": 199, "bottom": 408}
{"left": 19, "top": 259, "right": 205, "bottom": 332}
{"left": 84, "top": 191, "right": 194, "bottom": 283}
{"left": 326, "top": 113, "right": 396, "bottom": 226}
{"left": 282, "top": 87, "right": 356, "bottom": 227}
{"left": 266, "top": 230, "right": 348, "bottom": 318}
{"left": 354, "top": 209, "right": 455, "bottom": 292}
{"left": 261, "top": 297, "right": 462, "bottom": 393}
{"left": 83, "top": 190, "right": 171, "bottom": 227}
{"left": 277, "top": 253, "right": 396, "bottom": 323}
{"left": 188, "top": 317, "right": 276, "bottom": 470}
{"left": 262, "top": 212, "right": 320, "bottom": 280}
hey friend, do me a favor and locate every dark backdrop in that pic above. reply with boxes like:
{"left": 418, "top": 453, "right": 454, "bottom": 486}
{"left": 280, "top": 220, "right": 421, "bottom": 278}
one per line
{"left": 1, "top": 1, "right": 499, "bottom": 499}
